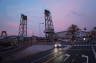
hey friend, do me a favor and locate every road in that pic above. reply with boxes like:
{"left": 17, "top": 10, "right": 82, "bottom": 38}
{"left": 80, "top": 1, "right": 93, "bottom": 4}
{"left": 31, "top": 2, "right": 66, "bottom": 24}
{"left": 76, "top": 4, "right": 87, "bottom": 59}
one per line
{"left": 10, "top": 45, "right": 96, "bottom": 63}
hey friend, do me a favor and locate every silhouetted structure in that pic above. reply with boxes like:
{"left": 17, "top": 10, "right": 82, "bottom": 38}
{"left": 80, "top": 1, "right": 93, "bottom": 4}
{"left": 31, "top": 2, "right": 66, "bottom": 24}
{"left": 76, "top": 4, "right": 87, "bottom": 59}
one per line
{"left": 18, "top": 14, "right": 27, "bottom": 38}
{"left": 1, "top": 31, "right": 7, "bottom": 38}
{"left": 44, "top": 9, "right": 55, "bottom": 41}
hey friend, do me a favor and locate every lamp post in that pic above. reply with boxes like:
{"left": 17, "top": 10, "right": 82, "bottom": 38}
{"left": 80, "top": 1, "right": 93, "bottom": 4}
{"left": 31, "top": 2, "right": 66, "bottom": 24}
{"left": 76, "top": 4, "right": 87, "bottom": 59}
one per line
{"left": 39, "top": 23, "right": 44, "bottom": 37}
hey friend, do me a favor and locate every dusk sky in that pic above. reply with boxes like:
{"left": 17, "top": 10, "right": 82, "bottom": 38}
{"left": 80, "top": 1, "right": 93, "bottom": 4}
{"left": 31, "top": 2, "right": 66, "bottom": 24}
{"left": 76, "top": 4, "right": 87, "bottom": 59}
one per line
{"left": 0, "top": 0, "right": 96, "bottom": 36}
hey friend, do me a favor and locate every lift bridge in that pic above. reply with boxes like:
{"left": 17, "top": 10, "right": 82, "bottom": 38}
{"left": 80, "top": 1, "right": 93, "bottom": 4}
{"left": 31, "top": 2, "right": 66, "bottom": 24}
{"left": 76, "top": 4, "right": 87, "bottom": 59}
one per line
{"left": 18, "top": 14, "right": 27, "bottom": 41}
{"left": 0, "top": 10, "right": 55, "bottom": 43}
{"left": 44, "top": 9, "right": 55, "bottom": 42}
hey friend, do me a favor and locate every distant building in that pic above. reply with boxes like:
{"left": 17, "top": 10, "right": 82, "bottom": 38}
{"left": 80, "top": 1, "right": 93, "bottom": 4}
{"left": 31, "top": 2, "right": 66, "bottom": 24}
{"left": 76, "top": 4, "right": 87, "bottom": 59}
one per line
{"left": 56, "top": 30, "right": 91, "bottom": 41}
{"left": 75, "top": 31, "right": 91, "bottom": 41}
{"left": 56, "top": 31, "right": 72, "bottom": 40}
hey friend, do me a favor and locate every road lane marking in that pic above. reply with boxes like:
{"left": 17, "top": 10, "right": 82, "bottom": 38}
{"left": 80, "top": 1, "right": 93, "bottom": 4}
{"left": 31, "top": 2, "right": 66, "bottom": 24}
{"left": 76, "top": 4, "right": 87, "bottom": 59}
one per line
{"left": 64, "top": 54, "right": 70, "bottom": 62}
{"left": 64, "top": 54, "right": 70, "bottom": 57}
{"left": 82, "top": 54, "right": 88, "bottom": 63}
{"left": 91, "top": 46, "right": 96, "bottom": 60}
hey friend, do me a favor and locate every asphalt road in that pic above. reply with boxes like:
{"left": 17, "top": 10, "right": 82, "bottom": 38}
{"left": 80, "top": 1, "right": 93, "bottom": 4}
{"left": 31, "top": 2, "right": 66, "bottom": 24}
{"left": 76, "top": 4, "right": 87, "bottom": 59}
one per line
{"left": 9, "top": 45, "right": 96, "bottom": 63}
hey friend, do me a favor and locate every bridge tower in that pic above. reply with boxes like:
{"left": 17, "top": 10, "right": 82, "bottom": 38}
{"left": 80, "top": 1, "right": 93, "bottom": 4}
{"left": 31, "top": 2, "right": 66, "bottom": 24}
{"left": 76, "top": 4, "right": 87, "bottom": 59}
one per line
{"left": 44, "top": 9, "right": 55, "bottom": 41}
{"left": 18, "top": 14, "right": 27, "bottom": 38}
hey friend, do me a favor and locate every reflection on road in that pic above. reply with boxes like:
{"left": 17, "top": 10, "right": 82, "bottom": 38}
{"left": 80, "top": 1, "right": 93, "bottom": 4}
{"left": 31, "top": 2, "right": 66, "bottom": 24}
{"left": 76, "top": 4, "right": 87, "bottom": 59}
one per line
{"left": 11, "top": 45, "right": 96, "bottom": 63}
{"left": 42, "top": 46, "right": 96, "bottom": 63}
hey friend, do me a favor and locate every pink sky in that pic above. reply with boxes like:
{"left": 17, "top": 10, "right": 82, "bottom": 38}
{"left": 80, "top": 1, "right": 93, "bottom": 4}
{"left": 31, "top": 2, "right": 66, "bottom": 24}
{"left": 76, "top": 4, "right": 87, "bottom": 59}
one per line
{"left": 0, "top": 0, "right": 96, "bottom": 36}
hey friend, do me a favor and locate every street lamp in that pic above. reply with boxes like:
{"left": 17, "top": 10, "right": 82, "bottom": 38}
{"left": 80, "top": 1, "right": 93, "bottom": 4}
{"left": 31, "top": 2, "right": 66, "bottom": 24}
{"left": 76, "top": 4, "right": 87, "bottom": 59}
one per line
{"left": 83, "top": 38, "right": 86, "bottom": 41}
{"left": 39, "top": 23, "right": 44, "bottom": 37}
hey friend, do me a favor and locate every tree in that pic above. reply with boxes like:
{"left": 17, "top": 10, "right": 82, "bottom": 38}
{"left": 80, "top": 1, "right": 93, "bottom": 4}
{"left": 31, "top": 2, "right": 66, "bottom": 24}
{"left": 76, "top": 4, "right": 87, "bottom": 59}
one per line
{"left": 84, "top": 27, "right": 87, "bottom": 31}
{"left": 67, "top": 24, "right": 80, "bottom": 41}
{"left": 91, "top": 27, "right": 96, "bottom": 40}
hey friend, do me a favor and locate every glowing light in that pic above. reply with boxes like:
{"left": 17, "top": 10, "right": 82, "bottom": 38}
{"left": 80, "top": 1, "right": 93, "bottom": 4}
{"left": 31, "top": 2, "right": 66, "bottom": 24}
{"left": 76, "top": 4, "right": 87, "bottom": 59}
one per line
{"left": 83, "top": 38, "right": 86, "bottom": 40}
